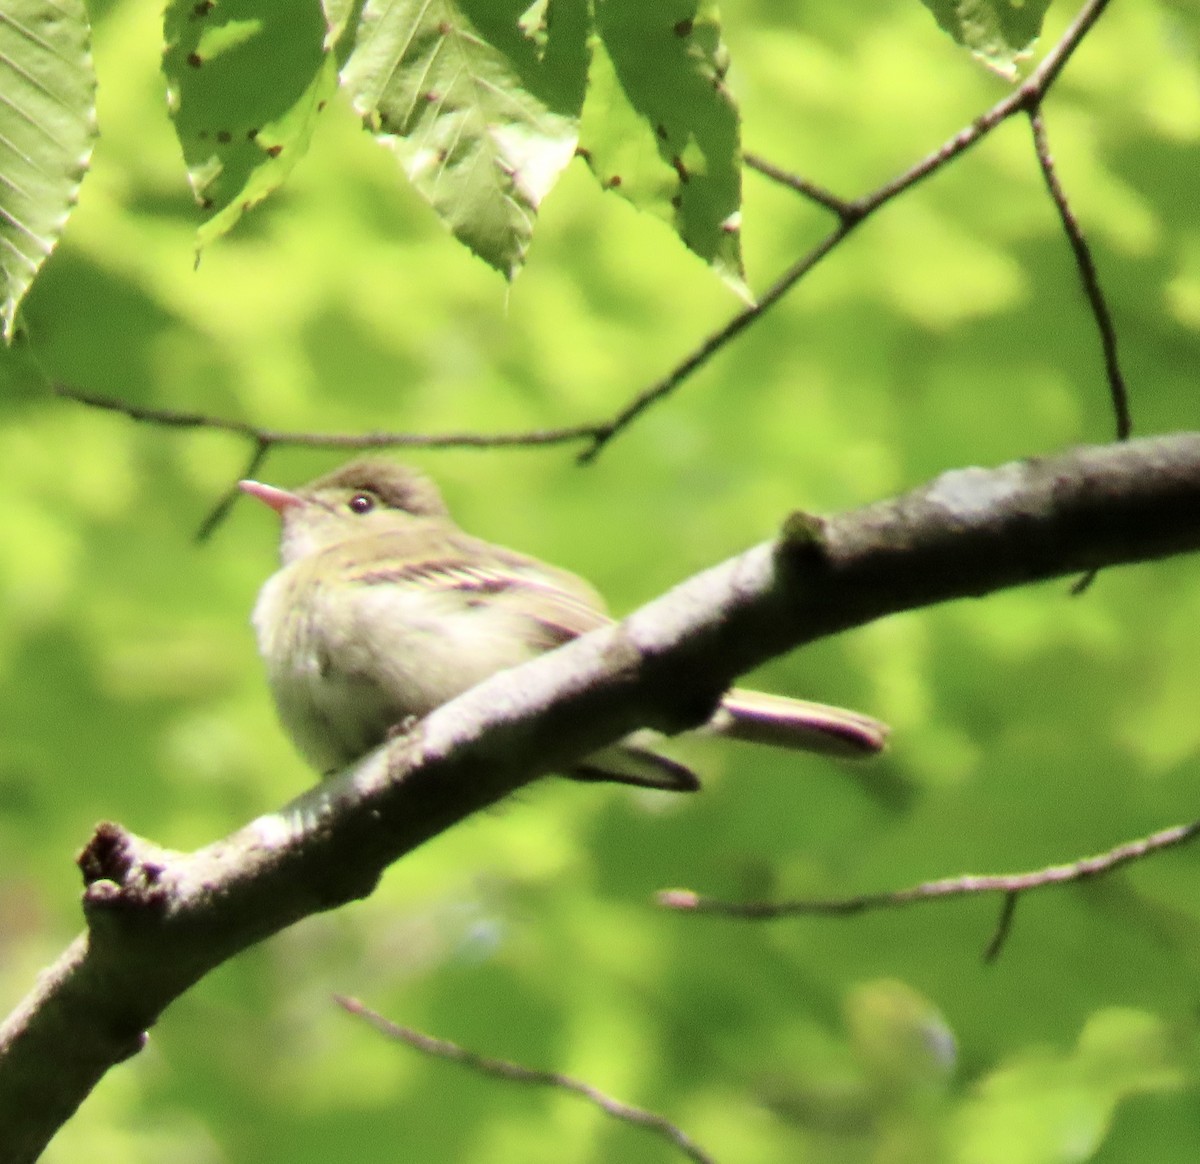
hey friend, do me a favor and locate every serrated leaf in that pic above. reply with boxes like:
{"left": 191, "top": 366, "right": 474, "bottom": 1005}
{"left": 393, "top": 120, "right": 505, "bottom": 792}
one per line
{"left": 339, "top": 0, "right": 587, "bottom": 280}
{"left": 0, "top": 0, "right": 96, "bottom": 340}
{"left": 581, "top": 0, "right": 745, "bottom": 297}
{"left": 163, "top": 0, "right": 333, "bottom": 255}
{"left": 919, "top": 0, "right": 1054, "bottom": 79}
{"left": 518, "top": 0, "right": 551, "bottom": 56}
{"left": 321, "top": 0, "right": 359, "bottom": 56}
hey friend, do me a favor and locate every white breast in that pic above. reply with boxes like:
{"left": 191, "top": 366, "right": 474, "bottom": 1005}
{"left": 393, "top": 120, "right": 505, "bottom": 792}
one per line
{"left": 252, "top": 565, "right": 538, "bottom": 774}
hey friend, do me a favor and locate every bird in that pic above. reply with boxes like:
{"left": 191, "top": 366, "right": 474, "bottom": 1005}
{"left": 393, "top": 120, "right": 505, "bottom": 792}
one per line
{"left": 240, "top": 458, "right": 888, "bottom": 791}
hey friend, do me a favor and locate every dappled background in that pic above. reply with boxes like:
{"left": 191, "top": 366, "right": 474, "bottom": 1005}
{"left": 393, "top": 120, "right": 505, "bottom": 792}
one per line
{"left": 3, "top": 0, "right": 1200, "bottom": 1160}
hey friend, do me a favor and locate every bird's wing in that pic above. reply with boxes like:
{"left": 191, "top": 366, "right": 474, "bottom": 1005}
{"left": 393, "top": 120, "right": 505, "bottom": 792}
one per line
{"left": 342, "top": 526, "right": 612, "bottom": 650}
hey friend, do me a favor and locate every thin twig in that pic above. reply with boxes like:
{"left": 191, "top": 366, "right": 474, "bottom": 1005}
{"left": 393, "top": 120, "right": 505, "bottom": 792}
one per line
{"left": 577, "top": 223, "right": 853, "bottom": 463}
{"left": 55, "top": 382, "right": 608, "bottom": 538}
{"left": 658, "top": 820, "right": 1200, "bottom": 957}
{"left": 579, "top": 0, "right": 1115, "bottom": 462}
{"left": 983, "top": 891, "right": 1020, "bottom": 962}
{"left": 195, "top": 438, "right": 269, "bottom": 542}
{"left": 1028, "top": 108, "right": 1130, "bottom": 440}
{"left": 1027, "top": 105, "right": 1127, "bottom": 593}
{"left": 52, "top": 383, "right": 603, "bottom": 451}
{"left": 743, "top": 152, "right": 854, "bottom": 218}
{"left": 334, "top": 997, "right": 716, "bottom": 1164}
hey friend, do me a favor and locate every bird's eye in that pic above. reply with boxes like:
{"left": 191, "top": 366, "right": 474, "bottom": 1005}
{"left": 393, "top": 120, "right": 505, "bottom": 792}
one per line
{"left": 348, "top": 492, "right": 376, "bottom": 515}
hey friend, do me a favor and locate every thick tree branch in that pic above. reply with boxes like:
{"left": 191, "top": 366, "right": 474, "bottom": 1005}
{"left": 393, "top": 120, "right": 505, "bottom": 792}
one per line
{"left": 1, "top": 432, "right": 1199, "bottom": 1161}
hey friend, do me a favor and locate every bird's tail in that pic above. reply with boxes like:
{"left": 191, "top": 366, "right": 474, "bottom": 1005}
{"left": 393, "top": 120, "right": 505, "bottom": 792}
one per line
{"left": 564, "top": 691, "right": 888, "bottom": 793}
{"left": 708, "top": 689, "right": 888, "bottom": 758}
{"left": 568, "top": 744, "right": 701, "bottom": 793}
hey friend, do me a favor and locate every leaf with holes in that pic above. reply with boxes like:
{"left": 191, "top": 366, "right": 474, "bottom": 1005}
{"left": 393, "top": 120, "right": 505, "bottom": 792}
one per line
{"left": 0, "top": 0, "right": 96, "bottom": 339}
{"left": 919, "top": 0, "right": 1055, "bottom": 79}
{"left": 339, "top": 0, "right": 588, "bottom": 280}
{"left": 163, "top": 0, "right": 334, "bottom": 255}
{"left": 581, "top": 0, "right": 746, "bottom": 298}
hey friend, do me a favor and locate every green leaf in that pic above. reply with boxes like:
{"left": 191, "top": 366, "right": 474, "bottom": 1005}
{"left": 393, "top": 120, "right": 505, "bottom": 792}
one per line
{"left": 919, "top": 0, "right": 1055, "bottom": 79}
{"left": 581, "top": 0, "right": 745, "bottom": 297}
{"left": 321, "top": 0, "right": 359, "bottom": 57}
{"left": 339, "top": 0, "right": 587, "bottom": 280}
{"left": 163, "top": 0, "right": 333, "bottom": 255}
{"left": 518, "top": 0, "right": 552, "bottom": 57}
{"left": 0, "top": 0, "right": 96, "bottom": 340}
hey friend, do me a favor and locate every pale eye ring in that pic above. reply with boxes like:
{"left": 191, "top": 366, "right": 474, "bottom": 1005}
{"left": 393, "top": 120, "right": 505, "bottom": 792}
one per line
{"left": 348, "top": 492, "right": 375, "bottom": 515}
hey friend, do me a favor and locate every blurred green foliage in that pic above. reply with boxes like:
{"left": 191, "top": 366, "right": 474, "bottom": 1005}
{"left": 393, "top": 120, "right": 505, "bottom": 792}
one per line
{"left": 1, "top": 0, "right": 1198, "bottom": 1161}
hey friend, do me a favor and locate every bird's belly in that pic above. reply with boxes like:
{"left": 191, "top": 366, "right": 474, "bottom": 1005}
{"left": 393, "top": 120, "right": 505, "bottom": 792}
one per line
{"left": 279, "top": 656, "right": 399, "bottom": 774}
{"left": 260, "top": 579, "right": 535, "bottom": 774}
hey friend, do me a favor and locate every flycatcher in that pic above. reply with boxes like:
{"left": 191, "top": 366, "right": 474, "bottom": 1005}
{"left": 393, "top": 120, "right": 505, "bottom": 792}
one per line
{"left": 241, "top": 459, "right": 888, "bottom": 791}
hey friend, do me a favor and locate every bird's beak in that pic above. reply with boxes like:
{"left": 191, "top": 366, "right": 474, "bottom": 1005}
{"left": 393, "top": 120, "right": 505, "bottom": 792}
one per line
{"left": 239, "top": 479, "right": 306, "bottom": 515}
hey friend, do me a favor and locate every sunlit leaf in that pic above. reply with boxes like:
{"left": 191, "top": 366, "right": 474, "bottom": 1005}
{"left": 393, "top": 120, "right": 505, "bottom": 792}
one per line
{"left": 321, "top": 0, "right": 357, "bottom": 52}
{"left": 518, "top": 0, "right": 552, "bottom": 56}
{"left": 0, "top": 0, "right": 95, "bottom": 339}
{"left": 339, "top": 0, "right": 587, "bottom": 280}
{"left": 162, "top": 0, "right": 333, "bottom": 255}
{"left": 918, "top": 0, "right": 1055, "bottom": 78}
{"left": 581, "top": 0, "right": 746, "bottom": 296}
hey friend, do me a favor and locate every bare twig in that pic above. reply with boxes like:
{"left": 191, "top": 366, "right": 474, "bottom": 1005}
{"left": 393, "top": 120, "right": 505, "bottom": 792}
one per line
{"left": 335, "top": 997, "right": 716, "bottom": 1164}
{"left": 196, "top": 438, "right": 270, "bottom": 542}
{"left": 850, "top": 0, "right": 1111, "bottom": 217}
{"left": 983, "top": 891, "right": 1020, "bottom": 962}
{"left": 579, "top": 0, "right": 1115, "bottom": 462}
{"left": 577, "top": 223, "right": 853, "bottom": 464}
{"left": 52, "top": 383, "right": 604, "bottom": 452}
{"left": 1028, "top": 108, "right": 1130, "bottom": 441}
{"left": 743, "top": 152, "right": 854, "bottom": 218}
{"left": 658, "top": 820, "right": 1200, "bottom": 960}
{"left": 1027, "top": 105, "right": 1127, "bottom": 595}
{"left": 52, "top": 383, "right": 609, "bottom": 540}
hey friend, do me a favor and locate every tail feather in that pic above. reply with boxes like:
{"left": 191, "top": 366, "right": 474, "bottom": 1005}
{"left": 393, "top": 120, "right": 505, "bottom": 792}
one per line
{"left": 567, "top": 744, "right": 701, "bottom": 793}
{"left": 564, "top": 691, "right": 888, "bottom": 794}
{"left": 710, "top": 689, "right": 888, "bottom": 758}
